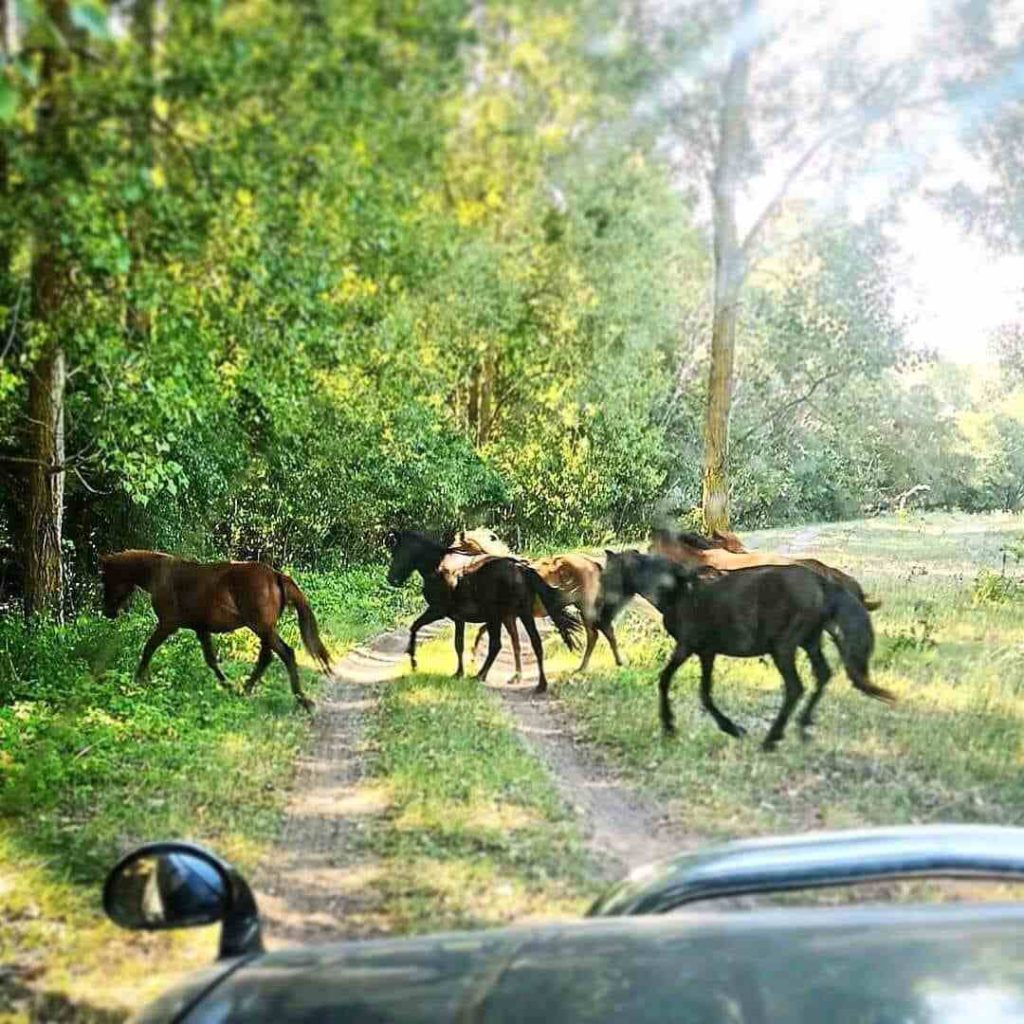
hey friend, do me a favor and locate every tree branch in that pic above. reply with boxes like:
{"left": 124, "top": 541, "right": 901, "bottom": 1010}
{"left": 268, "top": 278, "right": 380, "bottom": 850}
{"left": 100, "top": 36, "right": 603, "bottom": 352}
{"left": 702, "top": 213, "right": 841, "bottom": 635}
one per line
{"left": 734, "top": 367, "right": 845, "bottom": 446}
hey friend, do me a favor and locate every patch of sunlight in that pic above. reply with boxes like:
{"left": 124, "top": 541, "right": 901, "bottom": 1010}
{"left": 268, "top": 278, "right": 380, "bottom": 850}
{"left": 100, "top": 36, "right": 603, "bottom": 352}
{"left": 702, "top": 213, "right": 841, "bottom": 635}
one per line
{"left": 402, "top": 684, "right": 457, "bottom": 707}
{"left": 394, "top": 800, "right": 540, "bottom": 833}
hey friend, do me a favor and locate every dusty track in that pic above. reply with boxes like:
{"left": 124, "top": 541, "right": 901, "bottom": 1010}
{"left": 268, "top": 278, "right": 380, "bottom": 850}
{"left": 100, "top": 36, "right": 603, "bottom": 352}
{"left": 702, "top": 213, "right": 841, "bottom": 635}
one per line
{"left": 256, "top": 611, "right": 691, "bottom": 945}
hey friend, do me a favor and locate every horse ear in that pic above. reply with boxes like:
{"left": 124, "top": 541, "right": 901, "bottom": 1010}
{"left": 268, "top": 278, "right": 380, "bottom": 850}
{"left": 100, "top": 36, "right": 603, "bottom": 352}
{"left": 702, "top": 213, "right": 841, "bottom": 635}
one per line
{"left": 604, "top": 549, "right": 617, "bottom": 560}
{"left": 384, "top": 531, "right": 398, "bottom": 551}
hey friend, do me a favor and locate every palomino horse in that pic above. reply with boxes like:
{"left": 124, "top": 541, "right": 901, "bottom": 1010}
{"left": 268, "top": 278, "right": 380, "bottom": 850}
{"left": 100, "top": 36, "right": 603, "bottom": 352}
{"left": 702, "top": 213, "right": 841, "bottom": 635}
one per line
{"left": 98, "top": 551, "right": 331, "bottom": 711}
{"left": 454, "top": 528, "right": 624, "bottom": 676}
{"left": 600, "top": 551, "right": 894, "bottom": 749}
{"left": 650, "top": 528, "right": 881, "bottom": 610}
{"left": 384, "top": 531, "right": 580, "bottom": 693}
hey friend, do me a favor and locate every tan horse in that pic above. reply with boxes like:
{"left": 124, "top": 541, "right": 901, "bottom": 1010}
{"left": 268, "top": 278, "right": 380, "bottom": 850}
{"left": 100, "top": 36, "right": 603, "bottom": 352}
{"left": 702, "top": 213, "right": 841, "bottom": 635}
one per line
{"left": 99, "top": 551, "right": 332, "bottom": 710}
{"left": 650, "top": 528, "right": 881, "bottom": 610}
{"left": 454, "top": 529, "right": 624, "bottom": 676}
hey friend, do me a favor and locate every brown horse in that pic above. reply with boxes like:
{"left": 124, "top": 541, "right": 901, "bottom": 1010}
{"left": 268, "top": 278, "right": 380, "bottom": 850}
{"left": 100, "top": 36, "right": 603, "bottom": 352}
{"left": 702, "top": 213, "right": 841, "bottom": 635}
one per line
{"left": 650, "top": 528, "right": 881, "bottom": 610}
{"left": 455, "top": 529, "right": 623, "bottom": 676}
{"left": 98, "top": 551, "right": 331, "bottom": 711}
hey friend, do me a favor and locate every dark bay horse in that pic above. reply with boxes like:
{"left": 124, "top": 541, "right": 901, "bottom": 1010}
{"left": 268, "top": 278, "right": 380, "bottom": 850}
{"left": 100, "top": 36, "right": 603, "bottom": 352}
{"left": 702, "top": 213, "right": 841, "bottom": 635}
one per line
{"left": 385, "top": 531, "right": 581, "bottom": 693}
{"left": 99, "top": 551, "right": 331, "bottom": 711}
{"left": 600, "top": 550, "right": 894, "bottom": 749}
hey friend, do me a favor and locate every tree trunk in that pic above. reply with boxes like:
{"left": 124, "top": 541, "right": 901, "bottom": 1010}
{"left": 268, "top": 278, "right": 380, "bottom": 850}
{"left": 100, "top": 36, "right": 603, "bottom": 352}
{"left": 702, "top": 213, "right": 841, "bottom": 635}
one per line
{"left": 700, "top": 0, "right": 754, "bottom": 534}
{"left": 23, "top": 0, "right": 71, "bottom": 619}
{"left": 0, "top": 0, "right": 14, "bottom": 295}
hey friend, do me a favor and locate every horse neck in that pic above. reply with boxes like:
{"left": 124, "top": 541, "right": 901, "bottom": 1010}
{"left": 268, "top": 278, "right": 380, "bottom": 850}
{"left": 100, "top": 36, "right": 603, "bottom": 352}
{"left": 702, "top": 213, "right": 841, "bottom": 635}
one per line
{"left": 114, "top": 551, "right": 167, "bottom": 591}
{"left": 411, "top": 536, "right": 447, "bottom": 578}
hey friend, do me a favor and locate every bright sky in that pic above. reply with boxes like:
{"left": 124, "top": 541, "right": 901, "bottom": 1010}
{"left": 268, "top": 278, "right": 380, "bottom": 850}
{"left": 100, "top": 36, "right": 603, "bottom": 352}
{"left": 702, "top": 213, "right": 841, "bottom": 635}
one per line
{"left": 762, "top": 0, "right": 1024, "bottom": 364}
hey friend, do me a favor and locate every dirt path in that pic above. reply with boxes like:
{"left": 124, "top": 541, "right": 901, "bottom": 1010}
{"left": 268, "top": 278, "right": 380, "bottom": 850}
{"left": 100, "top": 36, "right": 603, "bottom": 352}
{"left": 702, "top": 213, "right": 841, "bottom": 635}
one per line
{"left": 254, "top": 622, "right": 445, "bottom": 946}
{"left": 257, "top": 610, "right": 692, "bottom": 943}
{"left": 474, "top": 627, "right": 694, "bottom": 880}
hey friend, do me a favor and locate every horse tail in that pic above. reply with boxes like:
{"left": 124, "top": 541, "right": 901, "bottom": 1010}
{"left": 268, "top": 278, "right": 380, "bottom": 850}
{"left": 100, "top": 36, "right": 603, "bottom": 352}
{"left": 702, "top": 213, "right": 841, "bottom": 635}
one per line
{"left": 277, "top": 573, "right": 333, "bottom": 674}
{"left": 825, "top": 586, "right": 895, "bottom": 704}
{"left": 521, "top": 566, "right": 582, "bottom": 652}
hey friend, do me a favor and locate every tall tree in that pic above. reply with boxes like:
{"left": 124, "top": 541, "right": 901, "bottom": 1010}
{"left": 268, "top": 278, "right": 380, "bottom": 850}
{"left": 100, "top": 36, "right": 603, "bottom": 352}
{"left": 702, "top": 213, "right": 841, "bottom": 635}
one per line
{"left": 701, "top": 0, "right": 753, "bottom": 531}
{"left": 634, "top": 0, "right": 953, "bottom": 529}
{"left": 23, "top": 0, "right": 74, "bottom": 618}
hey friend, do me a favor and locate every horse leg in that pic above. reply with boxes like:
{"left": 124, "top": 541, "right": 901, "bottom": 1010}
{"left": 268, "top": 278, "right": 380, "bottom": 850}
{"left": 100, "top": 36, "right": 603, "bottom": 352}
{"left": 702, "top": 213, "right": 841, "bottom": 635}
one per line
{"left": 798, "top": 636, "right": 833, "bottom": 741}
{"left": 453, "top": 620, "right": 465, "bottom": 679}
{"left": 244, "top": 641, "right": 274, "bottom": 696}
{"left": 269, "top": 631, "right": 314, "bottom": 713}
{"left": 659, "top": 643, "right": 690, "bottom": 736}
{"left": 505, "top": 617, "right": 523, "bottom": 683}
{"left": 472, "top": 625, "right": 487, "bottom": 658}
{"left": 476, "top": 620, "right": 503, "bottom": 681}
{"left": 699, "top": 651, "right": 745, "bottom": 738}
{"left": 522, "top": 615, "right": 548, "bottom": 694}
{"left": 136, "top": 623, "right": 177, "bottom": 680}
{"left": 763, "top": 647, "right": 806, "bottom": 751}
{"left": 600, "top": 620, "right": 625, "bottom": 667}
{"left": 197, "top": 630, "right": 228, "bottom": 686}
{"left": 407, "top": 608, "right": 446, "bottom": 671}
{"left": 576, "top": 623, "right": 598, "bottom": 673}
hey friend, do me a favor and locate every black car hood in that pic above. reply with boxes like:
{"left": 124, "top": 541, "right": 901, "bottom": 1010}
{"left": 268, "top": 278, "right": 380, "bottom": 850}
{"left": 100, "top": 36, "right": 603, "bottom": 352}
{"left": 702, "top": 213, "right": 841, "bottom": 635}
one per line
{"left": 174, "top": 903, "right": 1024, "bottom": 1023}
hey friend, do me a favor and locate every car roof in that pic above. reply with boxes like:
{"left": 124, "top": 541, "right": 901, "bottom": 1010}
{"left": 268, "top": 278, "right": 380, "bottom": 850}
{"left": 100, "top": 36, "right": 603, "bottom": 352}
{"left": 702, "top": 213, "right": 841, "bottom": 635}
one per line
{"left": 180, "top": 902, "right": 1024, "bottom": 1022}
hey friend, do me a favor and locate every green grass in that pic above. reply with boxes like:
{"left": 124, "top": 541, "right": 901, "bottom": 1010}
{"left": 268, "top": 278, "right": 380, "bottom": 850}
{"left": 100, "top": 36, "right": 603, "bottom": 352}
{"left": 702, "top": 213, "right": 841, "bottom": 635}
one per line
{"left": 0, "top": 564, "right": 412, "bottom": 1020}
{"left": 551, "top": 511, "right": 1024, "bottom": 839}
{"left": 350, "top": 650, "right": 597, "bottom": 935}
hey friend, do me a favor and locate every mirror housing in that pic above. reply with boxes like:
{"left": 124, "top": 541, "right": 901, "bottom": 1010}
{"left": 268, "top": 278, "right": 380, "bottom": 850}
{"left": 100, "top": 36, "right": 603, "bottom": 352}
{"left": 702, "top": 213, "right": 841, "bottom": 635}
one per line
{"left": 103, "top": 841, "right": 264, "bottom": 960}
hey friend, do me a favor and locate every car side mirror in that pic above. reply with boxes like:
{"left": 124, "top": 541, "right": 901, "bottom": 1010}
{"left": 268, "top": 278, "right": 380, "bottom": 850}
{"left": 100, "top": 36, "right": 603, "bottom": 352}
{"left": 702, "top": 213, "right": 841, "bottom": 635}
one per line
{"left": 103, "top": 841, "right": 264, "bottom": 960}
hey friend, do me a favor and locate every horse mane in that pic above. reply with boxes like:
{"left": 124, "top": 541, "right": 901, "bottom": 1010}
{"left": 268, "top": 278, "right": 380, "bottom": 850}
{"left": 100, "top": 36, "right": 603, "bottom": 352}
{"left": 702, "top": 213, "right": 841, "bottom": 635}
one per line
{"left": 99, "top": 550, "right": 170, "bottom": 583}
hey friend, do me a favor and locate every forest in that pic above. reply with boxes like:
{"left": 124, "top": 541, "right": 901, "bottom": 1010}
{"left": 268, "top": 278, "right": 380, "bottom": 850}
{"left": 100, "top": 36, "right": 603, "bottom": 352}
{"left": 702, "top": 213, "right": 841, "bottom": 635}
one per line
{"left": 0, "top": 0, "right": 1022, "bottom": 620}
{"left": 2, "top": 1, "right": 1024, "bottom": 1019}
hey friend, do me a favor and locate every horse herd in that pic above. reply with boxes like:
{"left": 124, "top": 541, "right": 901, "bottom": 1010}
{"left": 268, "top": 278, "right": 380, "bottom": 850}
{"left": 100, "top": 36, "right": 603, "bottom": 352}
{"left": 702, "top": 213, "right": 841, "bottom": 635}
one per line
{"left": 98, "top": 524, "right": 894, "bottom": 750}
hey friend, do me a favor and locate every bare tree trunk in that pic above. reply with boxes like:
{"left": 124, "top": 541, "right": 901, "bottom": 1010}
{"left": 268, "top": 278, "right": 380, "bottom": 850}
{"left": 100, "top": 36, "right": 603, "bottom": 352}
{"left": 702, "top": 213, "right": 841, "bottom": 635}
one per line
{"left": 23, "top": 0, "right": 71, "bottom": 619}
{"left": 700, "top": 0, "right": 754, "bottom": 534}
{"left": 0, "top": 0, "right": 15, "bottom": 293}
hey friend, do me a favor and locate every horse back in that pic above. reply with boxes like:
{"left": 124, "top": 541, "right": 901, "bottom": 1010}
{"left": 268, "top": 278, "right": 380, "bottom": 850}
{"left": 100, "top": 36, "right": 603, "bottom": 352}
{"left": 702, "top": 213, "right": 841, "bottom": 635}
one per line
{"left": 681, "top": 564, "right": 828, "bottom": 655}
{"left": 153, "top": 559, "right": 281, "bottom": 631}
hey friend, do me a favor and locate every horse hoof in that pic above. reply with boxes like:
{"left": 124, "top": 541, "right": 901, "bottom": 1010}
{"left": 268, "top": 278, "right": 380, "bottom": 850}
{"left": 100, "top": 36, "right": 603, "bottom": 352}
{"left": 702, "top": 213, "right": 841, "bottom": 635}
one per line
{"left": 533, "top": 682, "right": 548, "bottom": 695}
{"left": 661, "top": 723, "right": 677, "bottom": 739}
{"left": 799, "top": 725, "right": 813, "bottom": 743}
{"left": 300, "top": 698, "right": 316, "bottom": 714}
{"left": 453, "top": 670, "right": 465, "bottom": 679}
{"left": 733, "top": 724, "right": 748, "bottom": 738}
{"left": 761, "top": 738, "right": 779, "bottom": 752}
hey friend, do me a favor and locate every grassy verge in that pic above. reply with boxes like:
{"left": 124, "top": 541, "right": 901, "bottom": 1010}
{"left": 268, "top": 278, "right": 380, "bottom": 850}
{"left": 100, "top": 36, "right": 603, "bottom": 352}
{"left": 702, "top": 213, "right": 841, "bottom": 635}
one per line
{"left": 552, "top": 511, "right": 1024, "bottom": 840}
{"left": 0, "top": 564, "right": 412, "bottom": 1021}
{"left": 348, "top": 635, "right": 597, "bottom": 936}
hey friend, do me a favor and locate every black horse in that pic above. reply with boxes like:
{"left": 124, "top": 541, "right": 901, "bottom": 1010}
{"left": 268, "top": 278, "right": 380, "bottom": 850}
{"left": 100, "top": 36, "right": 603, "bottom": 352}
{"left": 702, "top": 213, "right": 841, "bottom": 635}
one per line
{"left": 599, "top": 550, "right": 894, "bottom": 749}
{"left": 385, "top": 531, "right": 581, "bottom": 693}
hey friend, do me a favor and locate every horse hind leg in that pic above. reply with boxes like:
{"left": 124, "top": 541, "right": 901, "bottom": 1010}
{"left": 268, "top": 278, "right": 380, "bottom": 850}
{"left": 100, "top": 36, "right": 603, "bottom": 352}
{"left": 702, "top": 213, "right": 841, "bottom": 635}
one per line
{"left": 269, "top": 631, "right": 314, "bottom": 713}
{"left": 476, "top": 620, "right": 503, "bottom": 681}
{"left": 453, "top": 620, "right": 465, "bottom": 679}
{"left": 245, "top": 641, "right": 274, "bottom": 696}
{"left": 505, "top": 617, "right": 522, "bottom": 683}
{"left": 521, "top": 615, "right": 547, "bottom": 694}
{"left": 599, "top": 620, "right": 625, "bottom": 667}
{"left": 763, "top": 646, "right": 806, "bottom": 751}
{"left": 797, "top": 637, "right": 833, "bottom": 741}
{"left": 576, "top": 623, "right": 598, "bottom": 673}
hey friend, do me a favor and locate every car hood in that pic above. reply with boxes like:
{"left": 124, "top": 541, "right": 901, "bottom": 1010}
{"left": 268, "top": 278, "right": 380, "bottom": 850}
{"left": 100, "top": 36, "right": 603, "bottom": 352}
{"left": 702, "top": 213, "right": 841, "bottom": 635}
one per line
{"left": 170, "top": 903, "right": 1024, "bottom": 1023}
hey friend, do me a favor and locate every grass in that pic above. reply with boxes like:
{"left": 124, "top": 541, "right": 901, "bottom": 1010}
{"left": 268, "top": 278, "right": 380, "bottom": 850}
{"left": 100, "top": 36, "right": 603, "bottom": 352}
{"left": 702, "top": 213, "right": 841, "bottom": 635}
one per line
{"left": 346, "top": 636, "right": 597, "bottom": 936}
{"left": 0, "top": 564, "right": 414, "bottom": 1022}
{"left": 550, "top": 511, "right": 1024, "bottom": 840}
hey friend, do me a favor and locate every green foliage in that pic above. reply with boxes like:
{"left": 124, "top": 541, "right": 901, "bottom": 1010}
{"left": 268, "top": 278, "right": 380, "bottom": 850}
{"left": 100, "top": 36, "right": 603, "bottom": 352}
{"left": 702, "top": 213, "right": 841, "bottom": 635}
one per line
{"left": 0, "top": 564, "right": 407, "bottom": 881}
{"left": 972, "top": 568, "right": 1024, "bottom": 606}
